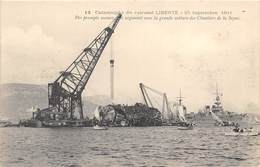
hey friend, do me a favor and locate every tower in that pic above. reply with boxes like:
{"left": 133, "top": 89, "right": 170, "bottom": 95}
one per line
{"left": 110, "top": 39, "right": 115, "bottom": 100}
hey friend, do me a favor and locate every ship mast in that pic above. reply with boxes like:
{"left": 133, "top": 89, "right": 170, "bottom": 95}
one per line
{"left": 177, "top": 88, "right": 184, "bottom": 105}
{"left": 215, "top": 83, "right": 222, "bottom": 105}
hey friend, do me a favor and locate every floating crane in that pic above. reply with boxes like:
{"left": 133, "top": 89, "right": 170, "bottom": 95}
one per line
{"left": 139, "top": 83, "right": 171, "bottom": 120}
{"left": 29, "top": 14, "right": 122, "bottom": 127}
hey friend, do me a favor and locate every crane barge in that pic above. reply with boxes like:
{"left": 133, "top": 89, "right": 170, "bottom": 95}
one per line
{"left": 21, "top": 14, "right": 122, "bottom": 127}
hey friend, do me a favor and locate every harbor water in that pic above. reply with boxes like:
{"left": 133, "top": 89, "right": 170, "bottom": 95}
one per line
{"left": 0, "top": 126, "right": 259, "bottom": 167}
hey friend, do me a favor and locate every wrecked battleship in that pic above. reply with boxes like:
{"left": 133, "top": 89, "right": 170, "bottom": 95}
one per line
{"left": 92, "top": 103, "right": 162, "bottom": 127}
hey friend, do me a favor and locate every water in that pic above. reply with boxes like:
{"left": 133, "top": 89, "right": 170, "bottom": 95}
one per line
{"left": 0, "top": 126, "right": 259, "bottom": 167}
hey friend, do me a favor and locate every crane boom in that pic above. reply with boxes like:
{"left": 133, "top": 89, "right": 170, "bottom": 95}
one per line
{"left": 48, "top": 14, "right": 122, "bottom": 120}
{"left": 139, "top": 83, "right": 171, "bottom": 119}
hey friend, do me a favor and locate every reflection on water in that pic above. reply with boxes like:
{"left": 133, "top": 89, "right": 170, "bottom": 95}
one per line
{"left": 0, "top": 126, "right": 259, "bottom": 167}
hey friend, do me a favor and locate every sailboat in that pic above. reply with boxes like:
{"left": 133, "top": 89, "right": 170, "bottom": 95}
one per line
{"left": 174, "top": 89, "right": 193, "bottom": 130}
{"left": 93, "top": 106, "right": 108, "bottom": 130}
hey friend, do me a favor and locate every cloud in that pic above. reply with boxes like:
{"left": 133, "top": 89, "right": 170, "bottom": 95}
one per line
{"left": 1, "top": 25, "right": 75, "bottom": 84}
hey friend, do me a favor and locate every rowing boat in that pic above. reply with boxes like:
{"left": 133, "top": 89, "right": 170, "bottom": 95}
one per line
{"left": 177, "top": 126, "right": 193, "bottom": 130}
{"left": 93, "top": 125, "right": 108, "bottom": 130}
{"left": 225, "top": 132, "right": 259, "bottom": 136}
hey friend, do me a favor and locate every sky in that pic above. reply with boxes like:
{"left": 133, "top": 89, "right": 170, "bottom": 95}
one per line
{"left": 1, "top": 1, "right": 260, "bottom": 113}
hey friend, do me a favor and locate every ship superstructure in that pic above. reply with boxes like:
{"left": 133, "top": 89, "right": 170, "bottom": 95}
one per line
{"left": 211, "top": 84, "right": 224, "bottom": 113}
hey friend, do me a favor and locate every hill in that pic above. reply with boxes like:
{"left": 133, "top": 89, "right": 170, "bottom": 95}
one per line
{"left": 0, "top": 83, "right": 111, "bottom": 121}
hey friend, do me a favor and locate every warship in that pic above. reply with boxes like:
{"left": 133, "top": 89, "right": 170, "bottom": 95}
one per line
{"left": 187, "top": 85, "right": 245, "bottom": 126}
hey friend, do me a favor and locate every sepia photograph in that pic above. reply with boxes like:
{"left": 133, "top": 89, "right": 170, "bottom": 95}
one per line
{"left": 0, "top": 1, "right": 260, "bottom": 167}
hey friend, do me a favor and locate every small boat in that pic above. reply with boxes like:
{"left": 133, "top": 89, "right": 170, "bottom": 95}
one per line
{"left": 0, "top": 120, "right": 12, "bottom": 127}
{"left": 225, "top": 127, "right": 260, "bottom": 136}
{"left": 177, "top": 126, "right": 193, "bottom": 130}
{"left": 93, "top": 125, "right": 108, "bottom": 130}
{"left": 225, "top": 131, "right": 259, "bottom": 136}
